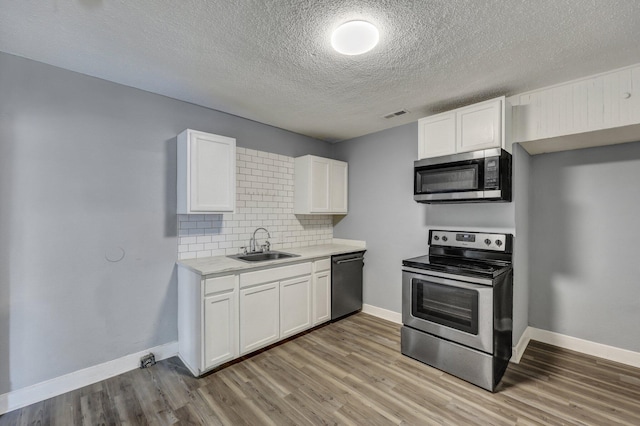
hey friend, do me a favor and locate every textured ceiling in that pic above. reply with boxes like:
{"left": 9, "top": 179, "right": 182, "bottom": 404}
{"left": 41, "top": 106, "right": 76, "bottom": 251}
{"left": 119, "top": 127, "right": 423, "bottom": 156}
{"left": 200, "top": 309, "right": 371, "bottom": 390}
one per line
{"left": 1, "top": 0, "right": 640, "bottom": 142}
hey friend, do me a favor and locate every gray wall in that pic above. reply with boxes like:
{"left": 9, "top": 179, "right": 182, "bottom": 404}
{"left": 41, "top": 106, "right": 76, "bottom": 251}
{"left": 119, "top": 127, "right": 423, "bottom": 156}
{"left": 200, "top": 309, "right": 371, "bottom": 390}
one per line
{"left": 0, "top": 51, "right": 331, "bottom": 394}
{"left": 332, "top": 123, "right": 519, "bottom": 316}
{"left": 512, "top": 144, "right": 532, "bottom": 342}
{"left": 529, "top": 141, "right": 640, "bottom": 352}
{"left": 333, "top": 123, "right": 427, "bottom": 313}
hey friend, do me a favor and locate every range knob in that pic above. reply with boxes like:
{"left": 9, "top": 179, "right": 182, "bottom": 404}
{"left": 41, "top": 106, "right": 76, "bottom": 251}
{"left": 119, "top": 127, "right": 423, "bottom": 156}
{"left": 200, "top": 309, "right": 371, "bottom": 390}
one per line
{"left": 442, "top": 236, "right": 448, "bottom": 242}
{"left": 433, "top": 235, "right": 440, "bottom": 241}
{"left": 496, "top": 240, "right": 503, "bottom": 247}
{"left": 484, "top": 239, "right": 491, "bottom": 246}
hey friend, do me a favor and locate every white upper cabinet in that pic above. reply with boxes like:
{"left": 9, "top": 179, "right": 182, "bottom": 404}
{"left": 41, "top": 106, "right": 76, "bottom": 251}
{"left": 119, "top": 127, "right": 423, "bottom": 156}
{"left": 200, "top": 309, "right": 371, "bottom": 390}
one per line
{"left": 457, "top": 99, "right": 503, "bottom": 152}
{"left": 510, "top": 63, "right": 640, "bottom": 154}
{"left": 309, "top": 156, "right": 330, "bottom": 212}
{"left": 329, "top": 160, "right": 348, "bottom": 213}
{"left": 418, "top": 112, "right": 456, "bottom": 159}
{"left": 294, "top": 155, "right": 348, "bottom": 215}
{"left": 177, "top": 129, "right": 236, "bottom": 214}
{"left": 418, "top": 96, "right": 509, "bottom": 159}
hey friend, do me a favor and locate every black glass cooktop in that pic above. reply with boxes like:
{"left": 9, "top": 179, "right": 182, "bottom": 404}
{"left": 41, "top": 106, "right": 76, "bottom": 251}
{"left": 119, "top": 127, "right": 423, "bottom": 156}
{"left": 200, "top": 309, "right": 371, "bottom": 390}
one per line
{"left": 402, "top": 254, "right": 511, "bottom": 279}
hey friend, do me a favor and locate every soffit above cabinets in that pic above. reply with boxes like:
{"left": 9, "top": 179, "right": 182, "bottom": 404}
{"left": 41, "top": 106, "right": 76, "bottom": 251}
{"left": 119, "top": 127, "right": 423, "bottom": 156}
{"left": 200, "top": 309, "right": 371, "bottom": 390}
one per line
{"left": 2, "top": 1, "right": 640, "bottom": 142}
{"left": 509, "top": 63, "right": 640, "bottom": 155}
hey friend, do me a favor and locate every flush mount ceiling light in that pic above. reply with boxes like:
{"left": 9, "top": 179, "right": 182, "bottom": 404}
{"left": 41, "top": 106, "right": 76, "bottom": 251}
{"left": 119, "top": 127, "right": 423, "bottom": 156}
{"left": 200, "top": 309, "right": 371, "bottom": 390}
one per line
{"left": 331, "top": 20, "right": 379, "bottom": 55}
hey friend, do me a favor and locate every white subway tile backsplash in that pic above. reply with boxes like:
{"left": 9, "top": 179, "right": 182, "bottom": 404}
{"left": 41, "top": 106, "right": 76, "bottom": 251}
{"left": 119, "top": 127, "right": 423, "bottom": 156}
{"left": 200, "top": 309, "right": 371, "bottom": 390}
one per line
{"left": 177, "top": 147, "right": 333, "bottom": 259}
{"left": 180, "top": 236, "right": 197, "bottom": 244}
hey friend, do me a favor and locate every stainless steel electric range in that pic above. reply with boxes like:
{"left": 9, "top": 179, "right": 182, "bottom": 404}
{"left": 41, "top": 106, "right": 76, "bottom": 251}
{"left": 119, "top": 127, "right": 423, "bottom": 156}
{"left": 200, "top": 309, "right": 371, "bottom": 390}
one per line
{"left": 401, "top": 229, "right": 513, "bottom": 392}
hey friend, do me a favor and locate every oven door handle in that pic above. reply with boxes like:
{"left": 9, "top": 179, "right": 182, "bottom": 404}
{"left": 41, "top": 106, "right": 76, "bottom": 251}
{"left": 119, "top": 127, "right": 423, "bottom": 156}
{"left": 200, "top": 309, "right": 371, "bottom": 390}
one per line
{"left": 402, "top": 267, "right": 493, "bottom": 287}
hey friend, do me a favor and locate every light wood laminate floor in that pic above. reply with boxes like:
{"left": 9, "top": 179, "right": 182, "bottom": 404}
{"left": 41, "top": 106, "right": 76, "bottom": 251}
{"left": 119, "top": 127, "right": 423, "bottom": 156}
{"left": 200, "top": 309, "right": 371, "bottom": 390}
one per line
{"left": 2, "top": 313, "right": 640, "bottom": 425}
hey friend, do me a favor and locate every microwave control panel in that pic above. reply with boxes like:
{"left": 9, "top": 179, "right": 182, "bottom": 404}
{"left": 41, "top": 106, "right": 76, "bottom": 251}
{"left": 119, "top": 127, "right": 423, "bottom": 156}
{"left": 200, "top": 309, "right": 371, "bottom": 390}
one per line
{"left": 484, "top": 157, "right": 500, "bottom": 190}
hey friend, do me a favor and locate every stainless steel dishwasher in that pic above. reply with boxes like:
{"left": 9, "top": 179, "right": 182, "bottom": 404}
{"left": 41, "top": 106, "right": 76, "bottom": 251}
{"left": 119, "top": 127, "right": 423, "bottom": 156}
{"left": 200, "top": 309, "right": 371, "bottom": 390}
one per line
{"left": 331, "top": 251, "right": 366, "bottom": 320}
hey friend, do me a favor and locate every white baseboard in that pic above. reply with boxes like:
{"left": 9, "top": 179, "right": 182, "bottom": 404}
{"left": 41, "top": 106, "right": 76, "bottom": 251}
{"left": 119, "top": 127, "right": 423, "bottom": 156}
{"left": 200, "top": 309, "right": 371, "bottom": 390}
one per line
{"left": 511, "top": 326, "right": 640, "bottom": 369}
{"left": 0, "top": 341, "right": 178, "bottom": 415}
{"left": 511, "top": 327, "right": 532, "bottom": 364}
{"left": 362, "top": 304, "right": 402, "bottom": 324}
{"left": 528, "top": 327, "right": 640, "bottom": 368}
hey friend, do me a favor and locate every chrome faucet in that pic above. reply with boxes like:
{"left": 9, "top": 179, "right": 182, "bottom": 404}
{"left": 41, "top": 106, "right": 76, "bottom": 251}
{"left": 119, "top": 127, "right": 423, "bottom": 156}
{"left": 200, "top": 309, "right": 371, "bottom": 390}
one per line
{"left": 250, "top": 227, "right": 271, "bottom": 253}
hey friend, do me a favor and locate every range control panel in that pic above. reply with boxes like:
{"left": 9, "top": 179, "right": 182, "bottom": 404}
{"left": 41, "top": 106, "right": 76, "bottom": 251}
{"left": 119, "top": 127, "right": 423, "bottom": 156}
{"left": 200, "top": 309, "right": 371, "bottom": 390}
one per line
{"left": 430, "top": 230, "right": 508, "bottom": 252}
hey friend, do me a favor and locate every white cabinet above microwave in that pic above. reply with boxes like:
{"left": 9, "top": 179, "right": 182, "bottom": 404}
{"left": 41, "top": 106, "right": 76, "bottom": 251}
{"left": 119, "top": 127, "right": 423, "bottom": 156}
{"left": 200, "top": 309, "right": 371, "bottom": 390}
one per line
{"left": 418, "top": 96, "right": 511, "bottom": 159}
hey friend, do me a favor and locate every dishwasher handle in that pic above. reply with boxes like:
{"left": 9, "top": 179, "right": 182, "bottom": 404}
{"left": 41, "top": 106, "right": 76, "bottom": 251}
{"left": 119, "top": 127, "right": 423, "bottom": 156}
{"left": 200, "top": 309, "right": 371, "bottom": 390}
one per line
{"left": 334, "top": 257, "right": 364, "bottom": 265}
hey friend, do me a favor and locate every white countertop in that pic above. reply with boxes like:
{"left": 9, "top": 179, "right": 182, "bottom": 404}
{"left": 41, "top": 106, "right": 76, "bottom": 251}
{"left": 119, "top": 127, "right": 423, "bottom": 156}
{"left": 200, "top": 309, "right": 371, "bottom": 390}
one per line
{"left": 177, "top": 242, "right": 366, "bottom": 276}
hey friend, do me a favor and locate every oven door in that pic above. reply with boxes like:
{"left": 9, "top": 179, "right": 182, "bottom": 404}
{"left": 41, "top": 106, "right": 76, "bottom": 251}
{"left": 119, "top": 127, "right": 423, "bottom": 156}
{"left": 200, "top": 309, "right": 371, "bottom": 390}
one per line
{"left": 402, "top": 270, "right": 493, "bottom": 353}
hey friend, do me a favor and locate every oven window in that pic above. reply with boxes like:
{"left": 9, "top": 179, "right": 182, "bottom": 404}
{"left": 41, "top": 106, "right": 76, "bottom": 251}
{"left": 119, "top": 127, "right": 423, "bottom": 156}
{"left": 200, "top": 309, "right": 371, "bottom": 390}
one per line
{"left": 416, "top": 164, "right": 479, "bottom": 193}
{"left": 412, "top": 279, "right": 479, "bottom": 334}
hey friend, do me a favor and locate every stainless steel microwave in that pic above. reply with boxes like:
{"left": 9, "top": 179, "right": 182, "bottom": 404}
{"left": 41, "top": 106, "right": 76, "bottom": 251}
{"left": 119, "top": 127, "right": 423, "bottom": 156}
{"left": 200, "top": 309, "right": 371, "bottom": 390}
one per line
{"left": 414, "top": 148, "right": 512, "bottom": 203}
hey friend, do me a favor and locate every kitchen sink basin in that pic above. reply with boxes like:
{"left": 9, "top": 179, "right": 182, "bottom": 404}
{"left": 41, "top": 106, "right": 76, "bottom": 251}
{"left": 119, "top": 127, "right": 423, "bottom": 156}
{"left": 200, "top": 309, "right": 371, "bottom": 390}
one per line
{"left": 228, "top": 251, "right": 299, "bottom": 263}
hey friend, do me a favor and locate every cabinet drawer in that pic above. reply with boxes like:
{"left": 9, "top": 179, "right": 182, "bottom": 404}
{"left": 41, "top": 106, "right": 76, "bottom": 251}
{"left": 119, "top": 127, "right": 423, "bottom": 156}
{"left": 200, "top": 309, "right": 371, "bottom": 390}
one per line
{"left": 314, "top": 258, "right": 331, "bottom": 273}
{"left": 240, "top": 262, "right": 312, "bottom": 288}
{"left": 205, "top": 275, "right": 237, "bottom": 295}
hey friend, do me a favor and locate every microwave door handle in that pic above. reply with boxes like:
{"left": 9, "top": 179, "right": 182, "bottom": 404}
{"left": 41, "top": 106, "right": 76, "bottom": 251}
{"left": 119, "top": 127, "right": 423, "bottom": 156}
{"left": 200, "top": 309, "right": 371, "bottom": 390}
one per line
{"left": 416, "top": 191, "right": 484, "bottom": 201}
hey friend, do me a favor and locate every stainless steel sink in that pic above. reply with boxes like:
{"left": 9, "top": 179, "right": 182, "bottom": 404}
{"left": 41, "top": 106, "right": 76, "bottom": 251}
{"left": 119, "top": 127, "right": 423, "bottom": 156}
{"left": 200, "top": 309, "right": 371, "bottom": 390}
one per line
{"left": 228, "top": 251, "right": 299, "bottom": 263}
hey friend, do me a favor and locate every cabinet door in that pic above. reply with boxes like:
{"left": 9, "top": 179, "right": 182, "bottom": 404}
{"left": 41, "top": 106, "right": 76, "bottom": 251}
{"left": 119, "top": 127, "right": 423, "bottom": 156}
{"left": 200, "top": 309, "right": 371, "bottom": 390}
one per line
{"left": 456, "top": 99, "right": 502, "bottom": 153}
{"left": 603, "top": 67, "right": 640, "bottom": 128}
{"left": 310, "top": 157, "right": 330, "bottom": 213}
{"left": 280, "top": 276, "right": 312, "bottom": 338}
{"left": 239, "top": 282, "right": 279, "bottom": 355}
{"left": 313, "top": 271, "right": 331, "bottom": 325}
{"left": 203, "top": 291, "right": 238, "bottom": 370}
{"left": 189, "top": 131, "right": 236, "bottom": 212}
{"left": 418, "top": 112, "right": 456, "bottom": 159}
{"left": 329, "top": 161, "right": 348, "bottom": 213}
{"left": 512, "top": 92, "right": 540, "bottom": 142}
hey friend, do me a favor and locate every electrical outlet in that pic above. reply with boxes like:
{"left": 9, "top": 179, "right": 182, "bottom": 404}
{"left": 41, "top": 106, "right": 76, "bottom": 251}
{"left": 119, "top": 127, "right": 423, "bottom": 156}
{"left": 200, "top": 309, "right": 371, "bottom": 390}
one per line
{"left": 140, "top": 353, "right": 156, "bottom": 369}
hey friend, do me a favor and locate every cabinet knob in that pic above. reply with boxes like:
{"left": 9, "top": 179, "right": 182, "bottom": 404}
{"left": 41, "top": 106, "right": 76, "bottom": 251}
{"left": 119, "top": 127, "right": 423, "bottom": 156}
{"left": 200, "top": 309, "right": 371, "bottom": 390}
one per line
{"left": 622, "top": 92, "right": 631, "bottom": 99}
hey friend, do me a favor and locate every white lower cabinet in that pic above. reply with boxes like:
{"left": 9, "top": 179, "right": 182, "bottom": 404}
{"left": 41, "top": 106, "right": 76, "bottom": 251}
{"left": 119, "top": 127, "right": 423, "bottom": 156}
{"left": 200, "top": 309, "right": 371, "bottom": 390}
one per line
{"left": 312, "top": 258, "right": 331, "bottom": 325}
{"left": 177, "top": 269, "right": 239, "bottom": 376}
{"left": 203, "top": 291, "right": 238, "bottom": 369}
{"left": 280, "top": 276, "right": 312, "bottom": 338}
{"left": 178, "top": 258, "right": 332, "bottom": 377}
{"left": 239, "top": 282, "right": 280, "bottom": 355}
